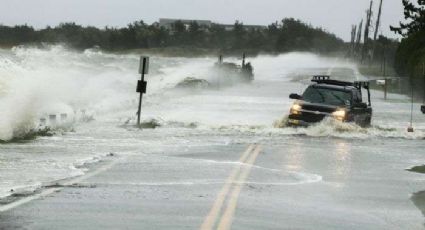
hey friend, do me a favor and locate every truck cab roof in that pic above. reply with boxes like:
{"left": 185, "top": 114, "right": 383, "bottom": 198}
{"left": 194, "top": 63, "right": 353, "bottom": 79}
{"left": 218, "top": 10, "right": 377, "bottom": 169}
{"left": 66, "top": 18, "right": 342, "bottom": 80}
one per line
{"left": 310, "top": 75, "right": 371, "bottom": 106}
{"left": 287, "top": 75, "right": 373, "bottom": 127}
{"left": 311, "top": 83, "right": 358, "bottom": 92}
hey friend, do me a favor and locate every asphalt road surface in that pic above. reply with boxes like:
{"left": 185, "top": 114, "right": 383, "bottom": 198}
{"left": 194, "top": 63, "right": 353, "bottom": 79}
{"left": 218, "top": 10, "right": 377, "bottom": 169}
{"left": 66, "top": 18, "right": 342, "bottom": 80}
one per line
{"left": 1, "top": 137, "right": 424, "bottom": 230}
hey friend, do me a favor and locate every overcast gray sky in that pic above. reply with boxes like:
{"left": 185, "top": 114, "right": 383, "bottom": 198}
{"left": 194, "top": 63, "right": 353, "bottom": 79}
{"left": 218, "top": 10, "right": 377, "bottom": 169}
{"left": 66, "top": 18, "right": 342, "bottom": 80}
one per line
{"left": 0, "top": 0, "right": 404, "bottom": 41}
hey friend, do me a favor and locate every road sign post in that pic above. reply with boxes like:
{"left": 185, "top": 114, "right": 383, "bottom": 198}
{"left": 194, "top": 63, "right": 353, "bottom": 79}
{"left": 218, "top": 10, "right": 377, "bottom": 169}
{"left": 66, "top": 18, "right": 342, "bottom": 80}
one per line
{"left": 137, "top": 56, "right": 149, "bottom": 126}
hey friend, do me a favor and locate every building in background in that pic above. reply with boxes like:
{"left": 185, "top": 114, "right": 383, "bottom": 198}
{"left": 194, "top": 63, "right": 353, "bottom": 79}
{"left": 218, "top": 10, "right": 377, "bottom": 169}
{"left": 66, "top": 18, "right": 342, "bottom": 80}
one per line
{"left": 158, "top": 18, "right": 212, "bottom": 30}
{"left": 156, "top": 18, "right": 267, "bottom": 32}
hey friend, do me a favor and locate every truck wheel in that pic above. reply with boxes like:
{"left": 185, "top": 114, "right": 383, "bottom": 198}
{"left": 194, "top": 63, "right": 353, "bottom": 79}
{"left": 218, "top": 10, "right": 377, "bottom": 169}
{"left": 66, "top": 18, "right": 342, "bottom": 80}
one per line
{"left": 363, "top": 117, "right": 371, "bottom": 128}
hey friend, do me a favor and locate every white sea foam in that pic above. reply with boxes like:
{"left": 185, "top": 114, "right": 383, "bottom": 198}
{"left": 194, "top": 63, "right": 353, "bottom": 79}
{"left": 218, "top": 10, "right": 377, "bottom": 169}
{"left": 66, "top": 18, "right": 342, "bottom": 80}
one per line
{"left": 1, "top": 45, "right": 424, "bottom": 203}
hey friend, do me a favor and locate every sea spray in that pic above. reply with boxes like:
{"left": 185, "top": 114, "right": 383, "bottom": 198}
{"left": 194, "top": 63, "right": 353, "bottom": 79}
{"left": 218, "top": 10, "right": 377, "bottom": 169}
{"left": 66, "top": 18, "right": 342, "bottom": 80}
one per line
{"left": 0, "top": 90, "right": 38, "bottom": 140}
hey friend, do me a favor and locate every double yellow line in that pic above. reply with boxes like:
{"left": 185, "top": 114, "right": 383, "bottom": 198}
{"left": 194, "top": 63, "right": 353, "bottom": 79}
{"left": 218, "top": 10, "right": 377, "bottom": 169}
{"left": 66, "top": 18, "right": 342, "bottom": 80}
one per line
{"left": 200, "top": 144, "right": 262, "bottom": 230}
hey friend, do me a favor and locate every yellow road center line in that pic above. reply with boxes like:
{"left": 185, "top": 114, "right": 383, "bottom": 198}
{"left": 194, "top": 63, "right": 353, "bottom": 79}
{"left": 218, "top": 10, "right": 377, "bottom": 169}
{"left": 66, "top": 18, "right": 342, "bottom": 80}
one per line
{"left": 200, "top": 144, "right": 256, "bottom": 230}
{"left": 216, "top": 145, "right": 262, "bottom": 230}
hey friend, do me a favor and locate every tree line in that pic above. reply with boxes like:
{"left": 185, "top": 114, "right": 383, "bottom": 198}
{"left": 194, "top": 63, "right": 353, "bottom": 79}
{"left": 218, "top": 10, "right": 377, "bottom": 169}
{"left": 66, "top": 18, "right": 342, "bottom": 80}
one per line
{"left": 391, "top": 0, "right": 425, "bottom": 76}
{"left": 390, "top": 0, "right": 425, "bottom": 99}
{"left": 0, "top": 18, "right": 344, "bottom": 54}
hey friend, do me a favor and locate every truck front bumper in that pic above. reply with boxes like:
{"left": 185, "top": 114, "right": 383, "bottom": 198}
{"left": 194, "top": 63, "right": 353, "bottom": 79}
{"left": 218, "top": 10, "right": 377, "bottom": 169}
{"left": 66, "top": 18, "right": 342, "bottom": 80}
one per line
{"left": 286, "top": 118, "right": 312, "bottom": 127}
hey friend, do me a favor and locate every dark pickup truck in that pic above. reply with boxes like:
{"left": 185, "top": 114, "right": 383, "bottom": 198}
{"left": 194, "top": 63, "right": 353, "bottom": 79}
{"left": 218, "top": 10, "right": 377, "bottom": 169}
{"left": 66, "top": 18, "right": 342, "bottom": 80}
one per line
{"left": 287, "top": 76, "right": 372, "bottom": 127}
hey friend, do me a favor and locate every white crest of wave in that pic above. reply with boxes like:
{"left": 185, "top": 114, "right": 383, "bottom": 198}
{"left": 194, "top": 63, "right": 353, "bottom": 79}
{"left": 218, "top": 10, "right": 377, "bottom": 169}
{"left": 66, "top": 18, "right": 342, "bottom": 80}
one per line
{"left": 0, "top": 45, "right": 136, "bottom": 140}
{"left": 0, "top": 45, "right": 221, "bottom": 140}
{"left": 288, "top": 117, "right": 425, "bottom": 140}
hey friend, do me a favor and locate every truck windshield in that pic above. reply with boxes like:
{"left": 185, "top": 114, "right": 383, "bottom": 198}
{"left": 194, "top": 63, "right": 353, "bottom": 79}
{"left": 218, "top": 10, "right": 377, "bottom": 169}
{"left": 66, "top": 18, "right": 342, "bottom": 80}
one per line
{"left": 302, "top": 86, "right": 352, "bottom": 106}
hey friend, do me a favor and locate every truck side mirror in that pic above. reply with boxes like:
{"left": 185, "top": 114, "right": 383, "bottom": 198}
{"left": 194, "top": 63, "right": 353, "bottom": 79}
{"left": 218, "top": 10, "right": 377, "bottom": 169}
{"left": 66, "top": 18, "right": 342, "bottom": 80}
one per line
{"left": 289, "top": 93, "right": 302, "bottom": 100}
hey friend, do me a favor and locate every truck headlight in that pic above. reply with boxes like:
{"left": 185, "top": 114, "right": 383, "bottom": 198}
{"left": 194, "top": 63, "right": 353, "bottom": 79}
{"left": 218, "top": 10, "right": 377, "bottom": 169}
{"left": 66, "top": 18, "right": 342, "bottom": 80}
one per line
{"left": 290, "top": 103, "right": 302, "bottom": 115}
{"left": 332, "top": 109, "right": 346, "bottom": 121}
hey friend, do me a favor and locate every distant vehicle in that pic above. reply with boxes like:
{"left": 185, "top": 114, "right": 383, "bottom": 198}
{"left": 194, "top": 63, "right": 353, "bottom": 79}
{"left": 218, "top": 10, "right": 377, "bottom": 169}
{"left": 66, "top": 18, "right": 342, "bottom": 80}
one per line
{"left": 287, "top": 76, "right": 372, "bottom": 127}
{"left": 213, "top": 54, "right": 254, "bottom": 82}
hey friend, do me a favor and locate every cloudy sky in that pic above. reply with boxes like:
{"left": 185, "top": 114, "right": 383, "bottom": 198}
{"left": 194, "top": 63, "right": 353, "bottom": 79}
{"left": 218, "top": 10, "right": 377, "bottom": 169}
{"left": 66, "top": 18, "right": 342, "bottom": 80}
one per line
{"left": 0, "top": 0, "right": 404, "bottom": 41}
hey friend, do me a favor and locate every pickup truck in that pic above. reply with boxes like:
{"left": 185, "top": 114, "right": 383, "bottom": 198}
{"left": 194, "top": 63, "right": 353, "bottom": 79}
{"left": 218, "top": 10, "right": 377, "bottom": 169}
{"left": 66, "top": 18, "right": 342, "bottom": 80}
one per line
{"left": 287, "top": 76, "right": 372, "bottom": 127}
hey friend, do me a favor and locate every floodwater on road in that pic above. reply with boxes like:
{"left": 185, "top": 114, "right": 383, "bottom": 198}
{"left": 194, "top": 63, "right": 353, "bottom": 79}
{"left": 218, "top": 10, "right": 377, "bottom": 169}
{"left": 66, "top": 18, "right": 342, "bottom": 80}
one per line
{"left": 0, "top": 46, "right": 424, "bottom": 229}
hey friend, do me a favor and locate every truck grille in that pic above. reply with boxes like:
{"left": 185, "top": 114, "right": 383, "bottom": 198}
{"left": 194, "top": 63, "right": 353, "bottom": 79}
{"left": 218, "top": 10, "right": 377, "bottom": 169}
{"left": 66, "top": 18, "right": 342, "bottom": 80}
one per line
{"left": 302, "top": 104, "right": 335, "bottom": 113}
{"left": 300, "top": 112, "right": 326, "bottom": 122}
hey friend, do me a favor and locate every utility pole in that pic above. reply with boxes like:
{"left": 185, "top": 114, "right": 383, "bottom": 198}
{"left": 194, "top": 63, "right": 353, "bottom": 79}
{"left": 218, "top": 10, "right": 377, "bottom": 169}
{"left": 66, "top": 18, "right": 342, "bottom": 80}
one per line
{"left": 373, "top": 0, "right": 383, "bottom": 61}
{"left": 350, "top": 25, "right": 357, "bottom": 57}
{"left": 373, "top": 0, "right": 383, "bottom": 41}
{"left": 136, "top": 56, "right": 149, "bottom": 126}
{"left": 355, "top": 20, "right": 363, "bottom": 57}
{"left": 362, "top": 0, "right": 373, "bottom": 63}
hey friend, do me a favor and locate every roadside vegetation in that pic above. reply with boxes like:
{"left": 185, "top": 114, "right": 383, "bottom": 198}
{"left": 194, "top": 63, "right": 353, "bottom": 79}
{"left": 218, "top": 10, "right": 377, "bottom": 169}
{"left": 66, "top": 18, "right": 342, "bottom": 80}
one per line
{"left": 390, "top": 0, "right": 425, "bottom": 99}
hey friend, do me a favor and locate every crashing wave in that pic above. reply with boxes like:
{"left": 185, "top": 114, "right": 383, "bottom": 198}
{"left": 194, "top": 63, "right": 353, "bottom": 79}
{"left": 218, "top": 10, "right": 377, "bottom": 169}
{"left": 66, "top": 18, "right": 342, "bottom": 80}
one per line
{"left": 0, "top": 127, "right": 55, "bottom": 143}
{"left": 272, "top": 116, "right": 425, "bottom": 140}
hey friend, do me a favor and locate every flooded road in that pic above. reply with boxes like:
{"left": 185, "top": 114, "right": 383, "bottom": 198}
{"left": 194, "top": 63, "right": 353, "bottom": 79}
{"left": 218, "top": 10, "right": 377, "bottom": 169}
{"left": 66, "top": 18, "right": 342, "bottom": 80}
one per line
{"left": 0, "top": 46, "right": 424, "bottom": 229}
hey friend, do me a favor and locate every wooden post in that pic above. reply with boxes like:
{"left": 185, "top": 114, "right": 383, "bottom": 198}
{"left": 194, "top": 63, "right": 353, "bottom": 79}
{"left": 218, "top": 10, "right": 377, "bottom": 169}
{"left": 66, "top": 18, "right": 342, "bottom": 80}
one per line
{"left": 422, "top": 62, "right": 425, "bottom": 106}
{"left": 408, "top": 76, "right": 414, "bottom": 132}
